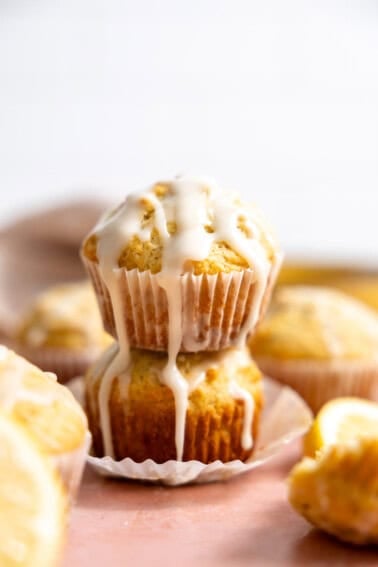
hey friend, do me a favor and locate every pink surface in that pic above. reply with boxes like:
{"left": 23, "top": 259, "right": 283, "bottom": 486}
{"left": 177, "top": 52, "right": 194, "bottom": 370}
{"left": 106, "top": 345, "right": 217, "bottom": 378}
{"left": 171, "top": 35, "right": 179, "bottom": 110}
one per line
{"left": 64, "top": 443, "right": 377, "bottom": 566}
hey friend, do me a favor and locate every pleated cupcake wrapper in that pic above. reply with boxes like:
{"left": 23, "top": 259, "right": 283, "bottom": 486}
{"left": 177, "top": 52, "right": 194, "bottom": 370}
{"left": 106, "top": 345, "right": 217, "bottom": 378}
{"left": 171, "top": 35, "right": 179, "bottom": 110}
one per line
{"left": 83, "top": 254, "right": 282, "bottom": 352}
{"left": 86, "top": 377, "right": 313, "bottom": 486}
{"left": 87, "top": 382, "right": 262, "bottom": 464}
{"left": 13, "top": 342, "right": 101, "bottom": 384}
{"left": 52, "top": 432, "right": 91, "bottom": 502}
{"left": 255, "top": 357, "right": 378, "bottom": 414}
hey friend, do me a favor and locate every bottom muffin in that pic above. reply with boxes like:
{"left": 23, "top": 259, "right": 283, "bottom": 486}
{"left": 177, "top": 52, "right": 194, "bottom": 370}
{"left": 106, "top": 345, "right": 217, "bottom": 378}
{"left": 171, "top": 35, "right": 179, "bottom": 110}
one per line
{"left": 85, "top": 345, "right": 263, "bottom": 463}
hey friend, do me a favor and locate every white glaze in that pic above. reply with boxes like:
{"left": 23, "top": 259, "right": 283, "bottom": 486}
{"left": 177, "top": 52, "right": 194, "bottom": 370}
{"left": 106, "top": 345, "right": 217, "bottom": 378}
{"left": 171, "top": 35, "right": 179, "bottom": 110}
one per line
{"left": 229, "top": 380, "right": 254, "bottom": 450}
{"left": 224, "top": 348, "right": 256, "bottom": 450}
{"left": 90, "top": 176, "right": 273, "bottom": 460}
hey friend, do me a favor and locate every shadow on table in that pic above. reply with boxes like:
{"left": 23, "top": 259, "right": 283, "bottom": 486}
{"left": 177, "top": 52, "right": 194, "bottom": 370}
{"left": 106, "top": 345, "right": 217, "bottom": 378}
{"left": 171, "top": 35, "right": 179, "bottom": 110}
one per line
{"left": 291, "top": 529, "right": 377, "bottom": 564}
{"left": 77, "top": 466, "right": 271, "bottom": 512}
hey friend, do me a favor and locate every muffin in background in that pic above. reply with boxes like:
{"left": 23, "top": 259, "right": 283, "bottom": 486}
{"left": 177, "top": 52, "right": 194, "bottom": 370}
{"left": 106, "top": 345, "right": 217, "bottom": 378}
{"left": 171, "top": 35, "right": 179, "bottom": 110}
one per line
{"left": 277, "top": 262, "right": 378, "bottom": 312}
{"left": 15, "top": 281, "right": 113, "bottom": 383}
{"left": 0, "top": 345, "right": 88, "bottom": 497}
{"left": 85, "top": 344, "right": 263, "bottom": 464}
{"left": 249, "top": 286, "right": 378, "bottom": 412}
{"left": 81, "top": 177, "right": 282, "bottom": 353}
{"left": 335, "top": 276, "right": 378, "bottom": 312}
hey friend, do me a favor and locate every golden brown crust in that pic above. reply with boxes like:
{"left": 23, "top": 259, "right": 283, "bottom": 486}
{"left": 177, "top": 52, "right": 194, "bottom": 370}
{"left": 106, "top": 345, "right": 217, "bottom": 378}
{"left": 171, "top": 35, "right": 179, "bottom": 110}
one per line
{"left": 83, "top": 232, "right": 251, "bottom": 275}
{"left": 81, "top": 183, "right": 278, "bottom": 276}
{"left": 85, "top": 348, "right": 263, "bottom": 463}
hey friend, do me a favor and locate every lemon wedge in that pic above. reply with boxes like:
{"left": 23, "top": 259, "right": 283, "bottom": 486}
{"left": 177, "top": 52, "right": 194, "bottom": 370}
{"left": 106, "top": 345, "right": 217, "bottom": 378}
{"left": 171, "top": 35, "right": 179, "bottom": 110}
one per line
{"left": 304, "top": 397, "right": 378, "bottom": 458}
{"left": 289, "top": 437, "right": 378, "bottom": 544}
{"left": 0, "top": 413, "right": 65, "bottom": 567}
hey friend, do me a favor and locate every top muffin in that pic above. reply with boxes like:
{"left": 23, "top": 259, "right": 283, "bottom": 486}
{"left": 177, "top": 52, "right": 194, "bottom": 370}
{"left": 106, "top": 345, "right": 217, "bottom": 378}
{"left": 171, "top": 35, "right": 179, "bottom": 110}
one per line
{"left": 82, "top": 176, "right": 281, "bottom": 352}
{"left": 82, "top": 178, "right": 278, "bottom": 275}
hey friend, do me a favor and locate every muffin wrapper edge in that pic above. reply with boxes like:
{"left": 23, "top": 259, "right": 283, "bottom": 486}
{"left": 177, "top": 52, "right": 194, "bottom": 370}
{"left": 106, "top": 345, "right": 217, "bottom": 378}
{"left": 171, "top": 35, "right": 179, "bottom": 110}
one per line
{"left": 255, "top": 357, "right": 378, "bottom": 413}
{"left": 83, "top": 254, "right": 283, "bottom": 352}
{"left": 52, "top": 432, "right": 91, "bottom": 502}
{"left": 86, "top": 377, "right": 312, "bottom": 486}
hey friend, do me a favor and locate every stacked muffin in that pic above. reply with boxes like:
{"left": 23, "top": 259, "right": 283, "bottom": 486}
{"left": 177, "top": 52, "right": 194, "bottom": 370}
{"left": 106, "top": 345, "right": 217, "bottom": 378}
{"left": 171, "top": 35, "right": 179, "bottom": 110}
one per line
{"left": 81, "top": 176, "right": 281, "bottom": 463}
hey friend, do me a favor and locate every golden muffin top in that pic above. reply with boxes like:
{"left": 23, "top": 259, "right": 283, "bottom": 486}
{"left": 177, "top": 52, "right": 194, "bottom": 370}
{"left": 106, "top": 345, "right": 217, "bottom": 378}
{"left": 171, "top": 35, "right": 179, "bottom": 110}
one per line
{"left": 0, "top": 345, "right": 87, "bottom": 454}
{"left": 17, "top": 281, "right": 112, "bottom": 350}
{"left": 82, "top": 176, "right": 279, "bottom": 275}
{"left": 250, "top": 286, "right": 378, "bottom": 361}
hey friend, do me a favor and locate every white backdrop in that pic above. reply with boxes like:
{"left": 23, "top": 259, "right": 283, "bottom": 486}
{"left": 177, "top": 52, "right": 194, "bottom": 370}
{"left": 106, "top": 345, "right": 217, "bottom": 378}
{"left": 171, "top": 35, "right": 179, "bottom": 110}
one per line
{"left": 1, "top": 0, "right": 377, "bottom": 262}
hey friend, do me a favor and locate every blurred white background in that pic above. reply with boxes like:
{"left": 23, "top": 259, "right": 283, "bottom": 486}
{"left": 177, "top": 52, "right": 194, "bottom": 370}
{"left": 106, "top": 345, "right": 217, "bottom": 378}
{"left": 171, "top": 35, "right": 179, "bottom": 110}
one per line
{"left": 1, "top": 0, "right": 377, "bottom": 262}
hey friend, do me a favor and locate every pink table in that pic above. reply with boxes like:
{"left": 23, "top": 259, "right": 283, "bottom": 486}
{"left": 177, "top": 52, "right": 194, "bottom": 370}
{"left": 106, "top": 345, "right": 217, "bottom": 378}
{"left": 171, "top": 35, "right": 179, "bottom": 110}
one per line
{"left": 64, "top": 443, "right": 377, "bottom": 566}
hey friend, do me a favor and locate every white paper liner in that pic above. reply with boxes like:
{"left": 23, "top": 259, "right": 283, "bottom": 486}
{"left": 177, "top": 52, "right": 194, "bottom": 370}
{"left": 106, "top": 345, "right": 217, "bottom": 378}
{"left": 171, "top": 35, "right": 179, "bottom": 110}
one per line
{"left": 83, "top": 254, "right": 282, "bottom": 352}
{"left": 256, "top": 356, "right": 378, "bottom": 413}
{"left": 52, "top": 432, "right": 91, "bottom": 502}
{"left": 86, "top": 377, "right": 312, "bottom": 486}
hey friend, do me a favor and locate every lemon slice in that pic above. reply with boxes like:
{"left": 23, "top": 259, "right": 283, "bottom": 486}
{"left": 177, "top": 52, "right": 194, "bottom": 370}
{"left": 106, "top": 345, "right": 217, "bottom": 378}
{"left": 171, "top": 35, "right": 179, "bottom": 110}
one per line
{"left": 0, "top": 347, "right": 88, "bottom": 456}
{"left": 304, "top": 397, "right": 378, "bottom": 458}
{"left": 289, "top": 437, "right": 378, "bottom": 544}
{"left": 0, "top": 413, "right": 65, "bottom": 567}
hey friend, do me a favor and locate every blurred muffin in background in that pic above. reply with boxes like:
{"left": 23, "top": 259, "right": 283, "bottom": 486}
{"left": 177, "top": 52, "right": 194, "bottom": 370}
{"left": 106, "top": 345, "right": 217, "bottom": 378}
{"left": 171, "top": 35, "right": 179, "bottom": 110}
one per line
{"left": 335, "top": 275, "right": 378, "bottom": 312}
{"left": 249, "top": 286, "right": 378, "bottom": 412}
{"left": 15, "top": 281, "right": 113, "bottom": 383}
{"left": 277, "top": 262, "right": 378, "bottom": 311}
{"left": 0, "top": 345, "right": 88, "bottom": 498}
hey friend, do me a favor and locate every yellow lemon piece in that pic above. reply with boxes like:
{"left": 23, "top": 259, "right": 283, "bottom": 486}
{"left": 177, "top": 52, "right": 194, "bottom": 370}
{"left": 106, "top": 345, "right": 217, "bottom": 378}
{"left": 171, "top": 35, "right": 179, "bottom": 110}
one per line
{"left": 289, "top": 437, "right": 378, "bottom": 545}
{"left": 0, "top": 346, "right": 88, "bottom": 456}
{"left": 304, "top": 397, "right": 378, "bottom": 458}
{"left": 0, "top": 413, "right": 65, "bottom": 567}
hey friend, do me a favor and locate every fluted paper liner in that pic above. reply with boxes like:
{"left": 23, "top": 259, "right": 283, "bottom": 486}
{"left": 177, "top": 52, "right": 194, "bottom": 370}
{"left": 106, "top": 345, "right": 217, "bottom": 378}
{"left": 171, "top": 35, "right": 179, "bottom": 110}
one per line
{"left": 83, "top": 255, "right": 282, "bottom": 352}
{"left": 86, "top": 377, "right": 312, "bottom": 486}
{"left": 52, "top": 432, "right": 91, "bottom": 502}
{"left": 256, "top": 357, "right": 378, "bottom": 413}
